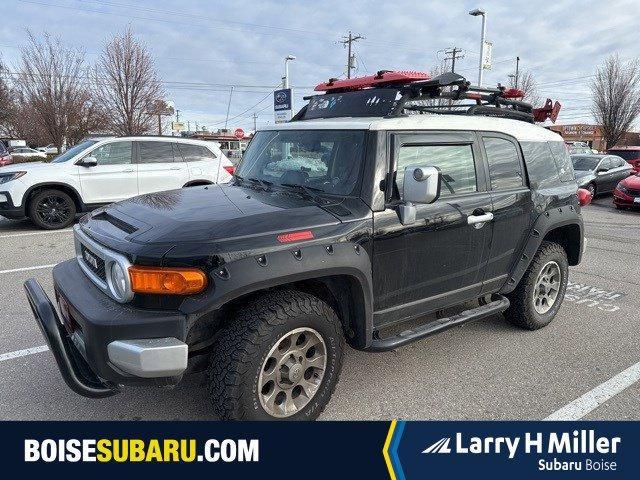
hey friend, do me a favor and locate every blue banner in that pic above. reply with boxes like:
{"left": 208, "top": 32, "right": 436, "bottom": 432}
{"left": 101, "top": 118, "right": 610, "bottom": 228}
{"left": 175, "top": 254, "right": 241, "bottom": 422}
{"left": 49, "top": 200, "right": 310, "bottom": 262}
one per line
{"left": 2, "top": 421, "right": 640, "bottom": 478}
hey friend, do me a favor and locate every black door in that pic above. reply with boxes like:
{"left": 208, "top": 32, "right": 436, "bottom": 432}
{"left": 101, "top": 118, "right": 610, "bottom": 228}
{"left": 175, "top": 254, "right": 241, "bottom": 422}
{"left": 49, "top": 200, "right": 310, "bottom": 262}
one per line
{"left": 479, "top": 134, "right": 533, "bottom": 293}
{"left": 372, "top": 132, "right": 493, "bottom": 328}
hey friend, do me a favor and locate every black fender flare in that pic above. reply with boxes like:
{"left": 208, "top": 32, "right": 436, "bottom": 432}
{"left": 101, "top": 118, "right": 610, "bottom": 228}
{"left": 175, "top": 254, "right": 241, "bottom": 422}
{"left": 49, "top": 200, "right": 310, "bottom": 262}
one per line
{"left": 179, "top": 241, "right": 374, "bottom": 349}
{"left": 501, "top": 206, "right": 584, "bottom": 294}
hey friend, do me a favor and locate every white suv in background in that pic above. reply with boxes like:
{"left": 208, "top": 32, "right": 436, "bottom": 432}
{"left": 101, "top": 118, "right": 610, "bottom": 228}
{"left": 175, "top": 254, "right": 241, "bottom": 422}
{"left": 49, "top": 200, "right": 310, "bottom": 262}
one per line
{"left": 0, "top": 136, "right": 234, "bottom": 229}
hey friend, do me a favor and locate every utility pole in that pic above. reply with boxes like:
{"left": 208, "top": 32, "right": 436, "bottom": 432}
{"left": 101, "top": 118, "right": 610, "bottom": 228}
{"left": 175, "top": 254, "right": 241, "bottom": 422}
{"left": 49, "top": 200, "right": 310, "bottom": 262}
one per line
{"left": 339, "top": 31, "right": 364, "bottom": 78}
{"left": 508, "top": 57, "right": 521, "bottom": 89}
{"left": 253, "top": 112, "right": 258, "bottom": 132}
{"left": 444, "top": 47, "right": 465, "bottom": 73}
{"left": 175, "top": 109, "right": 180, "bottom": 122}
{"left": 224, "top": 86, "right": 234, "bottom": 130}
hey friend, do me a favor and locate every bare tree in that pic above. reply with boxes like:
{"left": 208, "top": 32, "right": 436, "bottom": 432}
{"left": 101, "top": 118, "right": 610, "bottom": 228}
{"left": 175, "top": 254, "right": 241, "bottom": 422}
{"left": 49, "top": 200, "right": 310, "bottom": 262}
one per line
{"left": 94, "top": 27, "right": 164, "bottom": 135}
{"left": 508, "top": 70, "right": 540, "bottom": 106}
{"left": 591, "top": 55, "right": 640, "bottom": 149}
{"left": 17, "top": 31, "right": 96, "bottom": 150}
{"left": 0, "top": 58, "right": 13, "bottom": 133}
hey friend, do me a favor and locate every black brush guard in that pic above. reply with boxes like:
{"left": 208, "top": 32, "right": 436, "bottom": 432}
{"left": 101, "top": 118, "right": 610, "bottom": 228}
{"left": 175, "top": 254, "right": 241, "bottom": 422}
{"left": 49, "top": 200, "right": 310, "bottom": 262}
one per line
{"left": 23, "top": 278, "right": 119, "bottom": 398}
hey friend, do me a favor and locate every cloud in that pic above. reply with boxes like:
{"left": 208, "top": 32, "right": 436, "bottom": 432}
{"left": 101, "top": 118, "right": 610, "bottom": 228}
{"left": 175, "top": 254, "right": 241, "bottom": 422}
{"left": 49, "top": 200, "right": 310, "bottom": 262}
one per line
{"left": 1, "top": 0, "right": 637, "bottom": 130}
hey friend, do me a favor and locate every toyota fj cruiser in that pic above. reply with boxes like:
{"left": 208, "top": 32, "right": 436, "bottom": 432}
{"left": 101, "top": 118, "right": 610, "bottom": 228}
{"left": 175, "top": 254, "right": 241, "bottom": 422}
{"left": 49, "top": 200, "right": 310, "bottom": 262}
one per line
{"left": 25, "top": 71, "right": 586, "bottom": 420}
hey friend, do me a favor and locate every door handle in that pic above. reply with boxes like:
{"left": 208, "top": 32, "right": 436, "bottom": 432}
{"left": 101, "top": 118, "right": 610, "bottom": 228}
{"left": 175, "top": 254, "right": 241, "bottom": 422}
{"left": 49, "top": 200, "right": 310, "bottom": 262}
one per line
{"left": 121, "top": 168, "right": 134, "bottom": 173}
{"left": 467, "top": 212, "right": 494, "bottom": 225}
{"left": 169, "top": 167, "right": 181, "bottom": 171}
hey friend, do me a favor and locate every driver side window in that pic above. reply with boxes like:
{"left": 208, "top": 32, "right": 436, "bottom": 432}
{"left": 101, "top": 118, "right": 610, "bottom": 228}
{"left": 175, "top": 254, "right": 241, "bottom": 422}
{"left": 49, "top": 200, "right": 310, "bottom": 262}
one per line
{"left": 89, "top": 142, "right": 132, "bottom": 165}
{"left": 396, "top": 144, "right": 477, "bottom": 197}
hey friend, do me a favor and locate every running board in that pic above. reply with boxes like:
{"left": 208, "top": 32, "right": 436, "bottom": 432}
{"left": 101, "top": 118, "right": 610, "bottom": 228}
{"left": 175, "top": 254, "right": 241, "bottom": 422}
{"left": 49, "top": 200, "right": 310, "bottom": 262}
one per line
{"left": 368, "top": 295, "right": 510, "bottom": 352}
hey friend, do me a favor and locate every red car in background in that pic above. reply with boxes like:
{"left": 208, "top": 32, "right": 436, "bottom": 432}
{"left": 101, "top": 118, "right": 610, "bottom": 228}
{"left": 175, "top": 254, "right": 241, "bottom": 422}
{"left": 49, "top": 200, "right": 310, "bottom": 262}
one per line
{"left": 607, "top": 146, "right": 640, "bottom": 172}
{"left": 0, "top": 142, "right": 13, "bottom": 166}
{"left": 613, "top": 172, "right": 640, "bottom": 209}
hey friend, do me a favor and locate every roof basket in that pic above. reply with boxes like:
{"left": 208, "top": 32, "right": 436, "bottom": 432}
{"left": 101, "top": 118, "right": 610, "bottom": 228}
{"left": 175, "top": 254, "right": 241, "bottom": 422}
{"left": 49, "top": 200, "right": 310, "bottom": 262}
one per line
{"left": 294, "top": 71, "right": 561, "bottom": 124}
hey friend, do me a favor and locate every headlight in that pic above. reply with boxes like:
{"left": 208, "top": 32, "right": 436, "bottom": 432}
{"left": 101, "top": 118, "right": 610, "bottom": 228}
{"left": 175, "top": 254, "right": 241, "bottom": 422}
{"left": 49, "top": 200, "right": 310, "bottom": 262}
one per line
{"left": 0, "top": 171, "right": 26, "bottom": 184}
{"left": 109, "top": 262, "right": 129, "bottom": 301}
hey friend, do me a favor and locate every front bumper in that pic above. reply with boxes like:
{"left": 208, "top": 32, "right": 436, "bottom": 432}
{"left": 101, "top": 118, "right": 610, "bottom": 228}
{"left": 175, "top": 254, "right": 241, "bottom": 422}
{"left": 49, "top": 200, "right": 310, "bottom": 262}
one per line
{"left": 613, "top": 190, "right": 640, "bottom": 207}
{"left": 0, "top": 191, "right": 26, "bottom": 219}
{"left": 24, "top": 259, "right": 190, "bottom": 395}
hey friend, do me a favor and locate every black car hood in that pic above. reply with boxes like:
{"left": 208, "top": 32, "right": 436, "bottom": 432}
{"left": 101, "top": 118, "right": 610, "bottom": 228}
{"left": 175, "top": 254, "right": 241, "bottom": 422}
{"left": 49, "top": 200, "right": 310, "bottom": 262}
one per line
{"left": 87, "top": 184, "right": 346, "bottom": 246}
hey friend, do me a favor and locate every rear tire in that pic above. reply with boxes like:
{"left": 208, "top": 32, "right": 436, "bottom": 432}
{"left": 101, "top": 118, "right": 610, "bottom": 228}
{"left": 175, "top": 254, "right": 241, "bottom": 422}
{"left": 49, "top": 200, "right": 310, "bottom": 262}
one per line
{"left": 207, "top": 290, "right": 345, "bottom": 420}
{"left": 504, "top": 241, "right": 569, "bottom": 330}
{"left": 28, "top": 189, "right": 76, "bottom": 230}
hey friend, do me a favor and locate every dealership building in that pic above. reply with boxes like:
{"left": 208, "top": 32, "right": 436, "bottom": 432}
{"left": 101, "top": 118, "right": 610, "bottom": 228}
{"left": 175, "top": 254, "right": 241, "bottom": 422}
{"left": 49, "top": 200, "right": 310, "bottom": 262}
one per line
{"left": 548, "top": 123, "right": 640, "bottom": 151}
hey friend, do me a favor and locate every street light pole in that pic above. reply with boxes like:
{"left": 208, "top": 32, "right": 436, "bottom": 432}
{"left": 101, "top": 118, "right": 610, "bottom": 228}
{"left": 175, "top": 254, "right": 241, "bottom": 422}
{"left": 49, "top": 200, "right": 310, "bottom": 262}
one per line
{"left": 469, "top": 8, "right": 487, "bottom": 86}
{"left": 284, "top": 54, "right": 296, "bottom": 89}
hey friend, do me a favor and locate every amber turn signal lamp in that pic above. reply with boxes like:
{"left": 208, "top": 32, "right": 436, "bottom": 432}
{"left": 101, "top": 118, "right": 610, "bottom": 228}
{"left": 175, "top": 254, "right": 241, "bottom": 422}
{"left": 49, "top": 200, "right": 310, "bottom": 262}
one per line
{"left": 129, "top": 266, "right": 208, "bottom": 295}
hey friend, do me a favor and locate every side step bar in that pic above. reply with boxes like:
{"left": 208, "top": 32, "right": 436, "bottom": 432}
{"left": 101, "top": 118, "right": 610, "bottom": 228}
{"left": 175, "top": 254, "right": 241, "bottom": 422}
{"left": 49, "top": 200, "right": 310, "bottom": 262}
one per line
{"left": 368, "top": 295, "right": 510, "bottom": 352}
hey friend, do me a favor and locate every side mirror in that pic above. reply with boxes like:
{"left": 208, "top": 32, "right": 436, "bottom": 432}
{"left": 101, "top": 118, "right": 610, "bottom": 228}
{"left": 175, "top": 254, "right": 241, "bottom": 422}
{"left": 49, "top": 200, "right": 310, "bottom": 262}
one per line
{"left": 80, "top": 156, "right": 98, "bottom": 167}
{"left": 398, "top": 166, "right": 441, "bottom": 225}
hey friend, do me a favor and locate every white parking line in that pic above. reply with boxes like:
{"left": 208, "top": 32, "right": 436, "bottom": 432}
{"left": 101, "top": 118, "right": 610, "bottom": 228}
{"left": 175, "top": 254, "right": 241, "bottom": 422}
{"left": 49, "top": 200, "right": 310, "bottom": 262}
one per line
{"left": 0, "top": 264, "right": 57, "bottom": 274}
{"left": 0, "top": 345, "right": 49, "bottom": 362}
{"left": 0, "top": 229, "right": 73, "bottom": 239}
{"left": 545, "top": 360, "right": 640, "bottom": 420}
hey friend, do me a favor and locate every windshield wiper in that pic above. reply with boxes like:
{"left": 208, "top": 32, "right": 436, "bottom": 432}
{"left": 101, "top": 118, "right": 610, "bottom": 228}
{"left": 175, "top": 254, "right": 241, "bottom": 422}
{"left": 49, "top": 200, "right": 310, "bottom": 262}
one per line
{"left": 279, "top": 183, "right": 326, "bottom": 198}
{"left": 235, "top": 175, "right": 273, "bottom": 190}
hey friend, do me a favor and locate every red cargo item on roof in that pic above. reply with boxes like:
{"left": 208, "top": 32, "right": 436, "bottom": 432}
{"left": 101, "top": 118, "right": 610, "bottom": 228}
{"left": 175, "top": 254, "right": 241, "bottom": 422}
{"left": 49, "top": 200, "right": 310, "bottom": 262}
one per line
{"left": 315, "top": 70, "right": 431, "bottom": 92}
{"left": 532, "top": 99, "right": 562, "bottom": 123}
{"left": 502, "top": 88, "right": 525, "bottom": 99}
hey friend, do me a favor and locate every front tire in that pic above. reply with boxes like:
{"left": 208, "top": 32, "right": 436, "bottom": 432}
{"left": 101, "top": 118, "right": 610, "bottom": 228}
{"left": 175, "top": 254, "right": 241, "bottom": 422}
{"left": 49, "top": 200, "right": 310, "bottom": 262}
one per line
{"left": 505, "top": 241, "right": 569, "bottom": 330}
{"left": 28, "top": 189, "right": 76, "bottom": 230}
{"left": 586, "top": 182, "right": 596, "bottom": 197}
{"left": 207, "top": 290, "right": 345, "bottom": 420}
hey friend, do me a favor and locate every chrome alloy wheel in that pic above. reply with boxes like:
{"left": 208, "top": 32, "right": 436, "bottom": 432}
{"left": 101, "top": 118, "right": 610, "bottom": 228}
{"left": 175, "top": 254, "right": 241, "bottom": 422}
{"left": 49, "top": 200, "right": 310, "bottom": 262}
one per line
{"left": 258, "top": 327, "right": 327, "bottom": 418}
{"left": 533, "top": 261, "right": 561, "bottom": 314}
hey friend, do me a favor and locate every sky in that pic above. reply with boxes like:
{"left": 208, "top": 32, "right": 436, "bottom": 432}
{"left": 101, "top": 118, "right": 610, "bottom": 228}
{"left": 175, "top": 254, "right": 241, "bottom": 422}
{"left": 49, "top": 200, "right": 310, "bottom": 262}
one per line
{"left": 1, "top": 0, "right": 638, "bottom": 133}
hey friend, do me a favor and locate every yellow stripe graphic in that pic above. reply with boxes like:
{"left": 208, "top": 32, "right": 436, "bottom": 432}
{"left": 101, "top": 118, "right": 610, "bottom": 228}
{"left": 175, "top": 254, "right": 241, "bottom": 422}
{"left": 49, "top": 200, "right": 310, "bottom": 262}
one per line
{"left": 383, "top": 420, "right": 397, "bottom": 480}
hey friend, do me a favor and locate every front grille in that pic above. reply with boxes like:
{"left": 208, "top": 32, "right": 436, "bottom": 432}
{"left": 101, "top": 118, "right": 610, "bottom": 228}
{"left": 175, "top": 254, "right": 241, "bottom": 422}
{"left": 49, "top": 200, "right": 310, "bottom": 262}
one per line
{"left": 625, "top": 188, "right": 640, "bottom": 196}
{"left": 80, "top": 243, "right": 106, "bottom": 281}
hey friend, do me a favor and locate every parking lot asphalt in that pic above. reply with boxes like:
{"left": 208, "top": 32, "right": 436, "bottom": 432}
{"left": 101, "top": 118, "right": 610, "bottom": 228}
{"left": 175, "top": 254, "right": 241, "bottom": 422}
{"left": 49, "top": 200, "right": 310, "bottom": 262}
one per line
{"left": 0, "top": 195, "right": 638, "bottom": 420}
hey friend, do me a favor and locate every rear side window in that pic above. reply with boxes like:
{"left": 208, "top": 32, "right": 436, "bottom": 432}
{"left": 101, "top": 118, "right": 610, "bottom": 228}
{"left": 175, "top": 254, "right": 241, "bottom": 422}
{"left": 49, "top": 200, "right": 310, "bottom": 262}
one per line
{"left": 177, "top": 143, "right": 216, "bottom": 162}
{"left": 548, "top": 141, "right": 575, "bottom": 182}
{"left": 482, "top": 137, "right": 524, "bottom": 190}
{"left": 520, "top": 142, "right": 562, "bottom": 189}
{"left": 396, "top": 144, "right": 476, "bottom": 197}
{"left": 138, "top": 141, "right": 175, "bottom": 164}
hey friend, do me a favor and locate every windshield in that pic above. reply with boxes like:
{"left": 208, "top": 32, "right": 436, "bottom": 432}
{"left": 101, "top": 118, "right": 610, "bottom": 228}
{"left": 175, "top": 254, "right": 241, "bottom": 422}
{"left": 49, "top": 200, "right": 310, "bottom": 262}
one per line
{"left": 50, "top": 140, "right": 98, "bottom": 163}
{"left": 235, "top": 130, "right": 366, "bottom": 196}
{"left": 571, "top": 155, "right": 600, "bottom": 171}
{"left": 607, "top": 150, "right": 640, "bottom": 161}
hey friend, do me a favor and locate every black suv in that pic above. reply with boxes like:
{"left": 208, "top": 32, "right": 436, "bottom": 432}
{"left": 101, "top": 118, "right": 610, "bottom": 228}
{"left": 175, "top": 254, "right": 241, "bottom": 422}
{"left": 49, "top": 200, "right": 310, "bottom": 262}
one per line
{"left": 25, "top": 72, "right": 584, "bottom": 420}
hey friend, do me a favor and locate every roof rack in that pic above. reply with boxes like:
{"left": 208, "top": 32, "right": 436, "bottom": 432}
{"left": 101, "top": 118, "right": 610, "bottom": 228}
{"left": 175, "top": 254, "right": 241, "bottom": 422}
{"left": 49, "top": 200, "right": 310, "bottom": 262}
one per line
{"left": 293, "top": 71, "right": 561, "bottom": 124}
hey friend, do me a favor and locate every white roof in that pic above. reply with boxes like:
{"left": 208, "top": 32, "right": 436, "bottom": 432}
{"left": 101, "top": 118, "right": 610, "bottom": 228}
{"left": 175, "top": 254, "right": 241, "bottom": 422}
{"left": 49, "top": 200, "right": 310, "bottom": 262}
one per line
{"left": 261, "top": 115, "right": 562, "bottom": 143}
{"left": 89, "top": 136, "right": 222, "bottom": 150}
